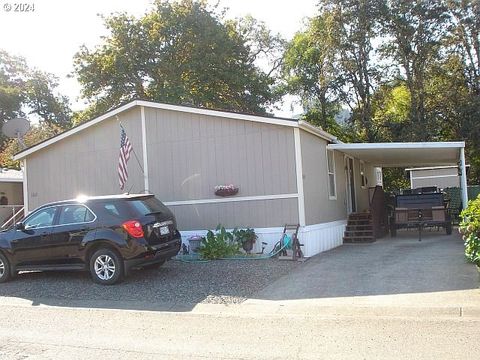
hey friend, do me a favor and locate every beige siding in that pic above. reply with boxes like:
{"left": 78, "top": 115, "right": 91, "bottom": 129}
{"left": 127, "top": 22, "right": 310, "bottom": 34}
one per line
{"left": 143, "top": 107, "right": 298, "bottom": 229}
{"left": 300, "top": 131, "right": 347, "bottom": 225}
{"left": 144, "top": 108, "right": 297, "bottom": 201}
{"left": 26, "top": 108, "right": 143, "bottom": 210}
{"left": 170, "top": 198, "right": 299, "bottom": 230}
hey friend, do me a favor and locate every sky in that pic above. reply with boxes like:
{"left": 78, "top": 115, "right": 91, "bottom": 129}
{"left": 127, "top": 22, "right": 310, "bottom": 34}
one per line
{"left": 0, "top": 0, "right": 318, "bottom": 117}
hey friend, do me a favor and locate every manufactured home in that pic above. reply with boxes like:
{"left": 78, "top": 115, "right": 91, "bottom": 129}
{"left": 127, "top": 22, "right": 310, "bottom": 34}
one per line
{"left": 12, "top": 100, "right": 468, "bottom": 256}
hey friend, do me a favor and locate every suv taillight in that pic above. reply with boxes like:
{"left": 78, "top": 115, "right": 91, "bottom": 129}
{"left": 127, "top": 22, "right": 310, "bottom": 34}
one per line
{"left": 122, "top": 220, "right": 144, "bottom": 238}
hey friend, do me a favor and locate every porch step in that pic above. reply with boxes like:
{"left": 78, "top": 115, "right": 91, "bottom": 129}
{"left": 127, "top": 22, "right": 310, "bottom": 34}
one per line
{"left": 343, "top": 212, "right": 376, "bottom": 244}
{"left": 343, "top": 235, "right": 376, "bottom": 243}
{"left": 344, "top": 230, "right": 373, "bottom": 236}
{"left": 346, "top": 225, "right": 372, "bottom": 231}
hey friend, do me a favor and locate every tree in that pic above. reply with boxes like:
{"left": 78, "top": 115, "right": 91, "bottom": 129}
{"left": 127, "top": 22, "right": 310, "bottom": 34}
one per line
{"left": 0, "top": 122, "right": 64, "bottom": 169}
{"left": 0, "top": 50, "right": 71, "bottom": 167}
{"left": 325, "top": 0, "right": 383, "bottom": 142}
{"left": 0, "top": 50, "right": 71, "bottom": 128}
{"left": 282, "top": 0, "right": 382, "bottom": 142}
{"left": 73, "top": 0, "right": 284, "bottom": 121}
{"left": 282, "top": 14, "right": 341, "bottom": 130}
{"left": 380, "top": 0, "right": 450, "bottom": 141}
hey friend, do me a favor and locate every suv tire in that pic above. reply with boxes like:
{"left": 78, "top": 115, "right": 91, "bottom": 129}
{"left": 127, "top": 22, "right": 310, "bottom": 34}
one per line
{"left": 0, "top": 253, "right": 11, "bottom": 283}
{"left": 90, "top": 248, "right": 124, "bottom": 285}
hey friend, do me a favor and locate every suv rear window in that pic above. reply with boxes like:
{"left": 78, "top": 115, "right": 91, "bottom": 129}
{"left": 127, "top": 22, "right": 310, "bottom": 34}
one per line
{"left": 128, "top": 197, "right": 171, "bottom": 216}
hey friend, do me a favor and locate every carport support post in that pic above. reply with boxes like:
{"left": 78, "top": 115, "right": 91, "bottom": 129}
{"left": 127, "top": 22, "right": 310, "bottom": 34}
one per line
{"left": 460, "top": 147, "right": 468, "bottom": 209}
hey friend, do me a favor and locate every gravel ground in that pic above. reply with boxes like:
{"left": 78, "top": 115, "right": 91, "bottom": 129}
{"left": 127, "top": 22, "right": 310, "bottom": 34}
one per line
{"left": 0, "top": 259, "right": 299, "bottom": 306}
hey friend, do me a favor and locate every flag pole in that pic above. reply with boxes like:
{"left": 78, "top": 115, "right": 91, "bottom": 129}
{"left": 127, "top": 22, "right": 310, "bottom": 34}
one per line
{"left": 116, "top": 116, "right": 145, "bottom": 175}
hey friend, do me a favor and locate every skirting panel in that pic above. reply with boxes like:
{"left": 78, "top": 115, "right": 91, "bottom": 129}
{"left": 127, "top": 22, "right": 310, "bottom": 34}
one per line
{"left": 179, "top": 219, "right": 347, "bottom": 257}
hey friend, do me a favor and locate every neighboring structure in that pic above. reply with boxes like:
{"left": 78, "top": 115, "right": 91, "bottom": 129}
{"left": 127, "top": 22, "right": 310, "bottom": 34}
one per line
{"left": 406, "top": 165, "right": 468, "bottom": 190}
{"left": 0, "top": 168, "right": 24, "bottom": 226}
{"left": 12, "top": 100, "right": 468, "bottom": 257}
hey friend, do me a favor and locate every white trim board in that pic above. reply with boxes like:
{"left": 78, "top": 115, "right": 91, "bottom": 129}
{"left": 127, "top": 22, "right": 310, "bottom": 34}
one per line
{"left": 22, "top": 159, "right": 28, "bottom": 214}
{"left": 293, "top": 128, "right": 306, "bottom": 226}
{"left": 328, "top": 142, "right": 465, "bottom": 150}
{"left": 411, "top": 174, "right": 459, "bottom": 180}
{"left": 164, "top": 193, "right": 298, "bottom": 206}
{"left": 140, "top": 106, "right": 149, "bottom": 192}
{"left": 0, "top": 178, "right": 23, "bottom": 183}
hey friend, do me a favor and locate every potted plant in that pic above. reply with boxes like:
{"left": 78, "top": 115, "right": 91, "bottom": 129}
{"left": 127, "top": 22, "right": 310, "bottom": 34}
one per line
{"left": 233, "top": 228, "right": 257, "bottom": 254}
{"left": 214, "top": 184, "right": 239, "bottom": 197}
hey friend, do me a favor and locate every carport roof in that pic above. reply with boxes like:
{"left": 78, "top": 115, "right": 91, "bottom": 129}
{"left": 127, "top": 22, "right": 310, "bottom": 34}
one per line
{"left": 327, "top": 142, "right": 465, "bottom": 167}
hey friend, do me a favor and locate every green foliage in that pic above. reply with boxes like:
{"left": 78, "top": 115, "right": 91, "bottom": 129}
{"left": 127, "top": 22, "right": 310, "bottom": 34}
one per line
{"left": 0, "top": 122, "right": 64, "bottom": 169}
{"left": 198, "top": 225, "right": 240, "bottom": 260}
{"left": 459, "top": 196, "right": 480, "bottom": 266}
{"left": 232, "top": 227, "right": 257, "bottom": 246}
{"left": 0, "top": 50, "right": 71, "bottom": 127}
{"left": 0, "top": 50, "right": 71, "bottom": 167}
{"left": 382, "top": 168, "right": 410, "bottom": 193}
{"left": 73, "top": 0, "right": 283, "bottom": 121}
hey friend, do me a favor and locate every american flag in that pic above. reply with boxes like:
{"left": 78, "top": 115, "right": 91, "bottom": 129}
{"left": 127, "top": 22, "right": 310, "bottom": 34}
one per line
{"left": 118, "top": 125, "right": 133, "bottom": 190}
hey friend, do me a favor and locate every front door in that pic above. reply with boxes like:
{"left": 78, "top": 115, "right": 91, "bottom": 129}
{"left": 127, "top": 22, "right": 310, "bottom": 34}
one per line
{"left": 345, "top": 156, "right": 356, "bottom": 214}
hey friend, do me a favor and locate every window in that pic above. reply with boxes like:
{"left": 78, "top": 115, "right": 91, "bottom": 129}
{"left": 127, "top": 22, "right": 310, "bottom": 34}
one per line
{"left": 360, "top": 161, "right": 368, "bottom": 188}
{"left": 58, "top": 205, "right": 95, "bottom": 225}
{"left": 327, "top": 149, "right": 336, "bottom": 199}
{"left": 24, "top": 207, "right": 57, "bottom": 229}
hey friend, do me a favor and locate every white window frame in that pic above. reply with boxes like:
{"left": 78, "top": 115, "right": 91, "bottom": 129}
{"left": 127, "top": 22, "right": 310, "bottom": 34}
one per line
{"left": 326, "top": 149, "right": 337, "bottom": 200}
{"left": 360, "top": 160, "right": 368, "bottom": 189}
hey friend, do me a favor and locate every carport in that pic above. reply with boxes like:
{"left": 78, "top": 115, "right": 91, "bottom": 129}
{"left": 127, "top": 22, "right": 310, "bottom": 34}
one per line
{"left": 327, "top": 142, "right": 468, "bottom": 208}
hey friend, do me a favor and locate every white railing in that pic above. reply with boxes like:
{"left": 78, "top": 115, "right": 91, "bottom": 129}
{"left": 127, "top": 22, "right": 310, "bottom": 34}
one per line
{"left": 0, "top": 205, "right": 25, "bottom": 229}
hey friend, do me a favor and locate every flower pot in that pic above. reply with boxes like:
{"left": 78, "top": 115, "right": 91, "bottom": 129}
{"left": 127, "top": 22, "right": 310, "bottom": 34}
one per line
{"left": 188, "top": 237, "right": 203, "bottom": 253}
{"left": 242, "top": 239, "right": 255, "bottom": 254}
{"left": 214, "top": 188, "right": 239, "bottom": 197}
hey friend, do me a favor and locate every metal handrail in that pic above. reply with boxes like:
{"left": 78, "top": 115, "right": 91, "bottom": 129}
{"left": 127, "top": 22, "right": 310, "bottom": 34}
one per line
{"left": 1, "top": 205, "right": 25, "bottom": 229}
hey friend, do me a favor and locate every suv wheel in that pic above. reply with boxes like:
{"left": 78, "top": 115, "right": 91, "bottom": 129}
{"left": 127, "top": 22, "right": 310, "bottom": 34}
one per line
{"left": 0, "top": 253, "right": 11, "bottom": 283}
{"left": 90, "top": 248, "right": 123, "bottom": 285}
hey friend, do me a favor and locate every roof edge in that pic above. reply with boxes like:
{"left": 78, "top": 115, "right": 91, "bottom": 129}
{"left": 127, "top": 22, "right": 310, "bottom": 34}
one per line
{"left": 298, "top": 120, "right": 340, "bottom": 143}
{"left": 13, "top": 100, "right": 140, "bottom": 161}
{"left": 13, "top": 100, "right": 302, "bottom": 160}
{"left": 328, "top": 141, "right": 465, "bottom": 150}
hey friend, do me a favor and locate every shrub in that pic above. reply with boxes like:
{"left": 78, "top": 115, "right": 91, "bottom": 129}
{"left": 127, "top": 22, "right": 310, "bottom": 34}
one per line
{"left": 198, "top": 225, "right": 240, "bottom": 260}
{"left": 459, "top": 196, "right": 480, "bottom": 266}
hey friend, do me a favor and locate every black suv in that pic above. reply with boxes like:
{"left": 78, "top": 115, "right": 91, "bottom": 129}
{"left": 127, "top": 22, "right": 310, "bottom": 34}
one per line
{"left": 0, "top": 194, "right": 181, "bottom": 285}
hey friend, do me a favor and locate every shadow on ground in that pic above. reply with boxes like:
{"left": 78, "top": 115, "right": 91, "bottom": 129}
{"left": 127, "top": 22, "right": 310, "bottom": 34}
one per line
{"left": 0, "top": 230, "right": 477, "bottom": 312}
{"left": 0, "top": 257, "right": 299, "bottom": 312}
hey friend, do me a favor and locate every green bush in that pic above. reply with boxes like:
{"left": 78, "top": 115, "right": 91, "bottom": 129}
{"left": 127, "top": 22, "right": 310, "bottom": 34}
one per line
{"left": 198, "top": 225, "right": 240, "bottom": 260}
{"left": 459, "top": 196, "right": 480, "bottom": 266}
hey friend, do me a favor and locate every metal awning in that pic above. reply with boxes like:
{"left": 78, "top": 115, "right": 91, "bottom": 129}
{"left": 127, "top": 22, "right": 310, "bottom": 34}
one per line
{"left": 327, "top": 142, "right": 468, "bottom": 208}
{"left": 327, "top": 142, "right": 464, "bottom": 167}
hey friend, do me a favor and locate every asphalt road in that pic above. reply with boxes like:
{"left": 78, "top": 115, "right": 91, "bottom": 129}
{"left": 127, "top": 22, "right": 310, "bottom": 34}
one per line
{"left": 0, "top": 301, "right": 479, "bottom": 360}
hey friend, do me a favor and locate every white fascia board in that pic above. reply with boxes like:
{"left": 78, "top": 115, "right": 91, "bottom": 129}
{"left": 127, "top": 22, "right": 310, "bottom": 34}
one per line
{"left": 0, "top": 178, "right": 23, "bottom": 183}
{"left": 328, "top": 141, "right": 465, "bottom": 150}
{"left": 13, "top": 101, "right": 139, "bottom": 160}
{"left": 136, "top": 100, "right": 298, "bottom": 128}
{"left": 298, "top": 120, "right": 340, "bottom": 143}
{"left": 405, "top": 165, "right": 469, "bottom": 171}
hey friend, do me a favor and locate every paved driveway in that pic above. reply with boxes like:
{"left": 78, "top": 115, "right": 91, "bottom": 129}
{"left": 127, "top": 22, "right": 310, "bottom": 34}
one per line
{"left": 249, "top": 230, "right": 480, "bottom": 309}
